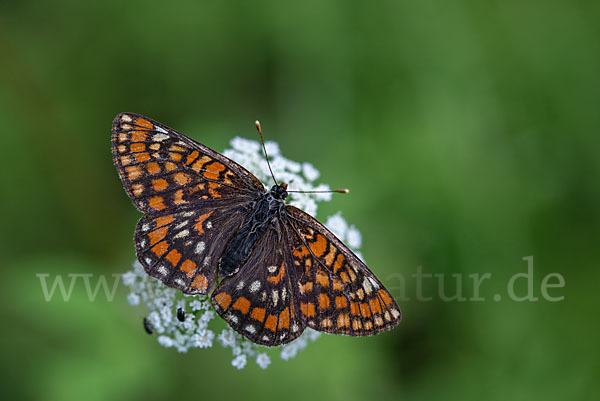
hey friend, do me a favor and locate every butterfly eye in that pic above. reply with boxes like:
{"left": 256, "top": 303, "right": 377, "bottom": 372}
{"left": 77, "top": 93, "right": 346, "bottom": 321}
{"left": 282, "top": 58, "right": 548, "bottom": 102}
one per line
{"left": 143, "top": 317, "right": 153, "bottom": 334}
{"left": 177, "top": 308, "right": 186, "bottom": 322}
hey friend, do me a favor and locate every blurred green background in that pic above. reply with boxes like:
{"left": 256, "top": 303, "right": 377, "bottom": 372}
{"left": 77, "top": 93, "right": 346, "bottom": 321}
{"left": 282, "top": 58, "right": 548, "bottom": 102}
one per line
{"left": 1, "top": 1, "right": 599, "bottom": 400}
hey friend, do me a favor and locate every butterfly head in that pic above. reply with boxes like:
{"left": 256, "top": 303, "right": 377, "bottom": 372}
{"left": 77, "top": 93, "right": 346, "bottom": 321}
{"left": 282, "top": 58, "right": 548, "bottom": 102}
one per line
{"left": 270, "top": 183, "right": 288, "bottom": 200}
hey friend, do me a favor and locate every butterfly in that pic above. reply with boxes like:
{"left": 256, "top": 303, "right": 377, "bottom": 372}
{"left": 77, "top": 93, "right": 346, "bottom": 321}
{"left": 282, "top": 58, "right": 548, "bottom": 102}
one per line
{"left": 112, "top": 113, "right": 401, "bottom": 346}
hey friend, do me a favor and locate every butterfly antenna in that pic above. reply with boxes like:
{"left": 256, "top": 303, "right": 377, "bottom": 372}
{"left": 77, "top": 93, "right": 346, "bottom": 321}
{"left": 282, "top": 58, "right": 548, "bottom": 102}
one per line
{"left": 255, "top": 120, "right": 278, "bottom": 186}
{"left": 287, "top": 189, "right": 350, "bottom": 194}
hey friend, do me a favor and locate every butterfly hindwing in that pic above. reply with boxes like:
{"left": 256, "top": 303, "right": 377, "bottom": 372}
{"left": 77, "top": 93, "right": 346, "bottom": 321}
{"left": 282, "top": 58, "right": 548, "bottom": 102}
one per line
{"left": 111, "top": 113, "right": 264, "bottom": 213}
{"left": 135, "top": 200, "right": 249, "bottom": 294}
{"left": 285, "top": 206, "right": 401, "bottom": 335}
{"left": 211, "top": 221, "right": 306, "bottom": 346}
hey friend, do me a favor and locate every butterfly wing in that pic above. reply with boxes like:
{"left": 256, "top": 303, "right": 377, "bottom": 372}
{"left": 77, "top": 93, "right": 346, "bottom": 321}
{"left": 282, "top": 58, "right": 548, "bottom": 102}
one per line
{"left": 112, "top": 112, "right": 265, "bottom": 294}
{"left": 111, "top": 112, "right": 264, "bottom": 213}
{"left": 135, "top": 200, "right": 249, "bottom": 294}
{"left": 211, "top": 220, "right": 306, "bottom": 346}
{"left": 285, "top": 206, "right": 401, "bottom": 335}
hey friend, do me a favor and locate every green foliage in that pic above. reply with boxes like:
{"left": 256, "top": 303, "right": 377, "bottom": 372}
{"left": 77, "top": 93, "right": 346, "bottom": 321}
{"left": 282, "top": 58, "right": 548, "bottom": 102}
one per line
{"left": 1, "top": 1, "right": 598, "bottom": 400}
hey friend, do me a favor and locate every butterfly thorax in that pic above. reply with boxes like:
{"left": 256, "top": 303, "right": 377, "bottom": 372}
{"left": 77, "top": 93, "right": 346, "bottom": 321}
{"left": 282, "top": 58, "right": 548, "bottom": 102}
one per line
{"left": 218, "top": 184, "right": 288, "bottom": 277}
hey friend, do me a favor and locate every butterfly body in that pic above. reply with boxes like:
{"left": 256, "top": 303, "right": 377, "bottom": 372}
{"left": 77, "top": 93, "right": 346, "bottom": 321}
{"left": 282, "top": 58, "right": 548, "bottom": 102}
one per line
{"left": 112, "top": 113, "right": 401, "bottom": 346}
{"left": 219, "top": 184, "right": 288, "bottom": 277}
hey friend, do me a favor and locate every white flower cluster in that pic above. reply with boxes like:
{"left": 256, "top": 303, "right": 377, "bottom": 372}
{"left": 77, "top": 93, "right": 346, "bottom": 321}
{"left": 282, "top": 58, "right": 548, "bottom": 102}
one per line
{"left": 122, "top": 136, "right": 363, "bottom": 369}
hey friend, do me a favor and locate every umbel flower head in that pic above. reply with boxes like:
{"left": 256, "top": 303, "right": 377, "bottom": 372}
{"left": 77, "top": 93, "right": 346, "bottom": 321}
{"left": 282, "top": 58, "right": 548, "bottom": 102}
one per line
{"left": 123, "top": 136, "right": 364, "bottom": 369}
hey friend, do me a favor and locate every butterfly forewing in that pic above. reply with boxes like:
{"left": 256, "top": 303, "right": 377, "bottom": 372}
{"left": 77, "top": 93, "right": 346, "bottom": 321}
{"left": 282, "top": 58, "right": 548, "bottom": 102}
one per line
{"left": 285, "top": 206, "right": 401, "bottom": 335}
{"left": 211, "top": 222, "right": 306, "bottom": 346}
{"left": 111, "top": 113, "right": 264, "bottom": 213}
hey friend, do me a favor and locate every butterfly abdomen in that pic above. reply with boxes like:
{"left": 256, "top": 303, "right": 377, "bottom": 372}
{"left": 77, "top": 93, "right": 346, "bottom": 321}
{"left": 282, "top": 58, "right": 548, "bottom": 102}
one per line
{"left": 219, "top": 192, "right": 285, "bottom": 277}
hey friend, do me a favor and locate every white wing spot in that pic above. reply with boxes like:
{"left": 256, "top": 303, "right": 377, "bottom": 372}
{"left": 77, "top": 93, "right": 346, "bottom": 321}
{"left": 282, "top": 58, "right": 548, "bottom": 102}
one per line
{"left": 249, "top": 281, "right": 261, "bottom": 292}
{"left": 120, "top": 114, "right": 132, "bottom": 122}
{"left": 281, "top": 287, "right": 287, "bottom": 301}
{"left": 267, "top": 265, "right": 277, "bottom": 273}
{"left": 157, "top": 265, "right": 168, "bottom": 276}
{"left": 262, "top": 335, "right": 270, "bottom": 341}
{"left": 153, "top": 133, "right": 169, "bottom": 141}
{"left": 291, "top": 323, "right": 299, "bottom": 332}
{"left": 139, "top": 239, "right": 146, "bottom": 248}
{"left": 245, "top": 325, "right": 256, "bottom": 334}
{"left": 391, "top": 308, "right": 400, "bottom": 319}
{"left": 261, "top": 291, "right": 267, "bottom": 301}
{"left": 236, "top": 281, "right": 245, "bottom": 290}
{"left": 144, "top": 257, "right": 152, "bottom": 265}
{"left": 206, "top": 221, "right": 212, "bottom": 229}
{"left": 155, "top": 126, "right": 168, "bottom": 134}
{"left": 174, "top": 229, "right": 189, "bottom": 239}
{"left": 142, "top": 223, "right": 150, "bottom": 231}
{"left": 182, "top": 211, "right": 195, "bottom": 217}
{"left": 272, "top": 290, "right": 279, "bottom": 306}
{"left": 195, "top": 241, "right": 205, "bottom": 254}
{"left": 174, "top": 278, "right": 185, "bottom": 287}
{"left": 363, "top": 277, "right": 373, "bottom": 295}
{"left": 175, "top": 220, "right": 188, "bottom": 229}
{"left": 225, "top": 313, "right": 238, "bottom": 324}
{"left": 203, "top": 256, "right": 211, "bottom": 267}
{"left": 368, "top": 277, "right": 380, "bottom": 290}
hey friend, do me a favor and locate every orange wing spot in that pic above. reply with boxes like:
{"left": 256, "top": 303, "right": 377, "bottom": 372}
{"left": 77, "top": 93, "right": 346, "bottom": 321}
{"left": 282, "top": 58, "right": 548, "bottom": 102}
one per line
{"left": 340, "top": 271, "right": 351, "bottom": 284}
{"left": 169, "top": 152, "right": 182, "bottom": 162}
{"left": 300, "top": 302, "right": 316, "bottom": 317}
{"left": 350, "top": 301, "right": 360, "bottom": 316}
{"left": 164, "top": 161, "right": 177, "bottom": 172}
{"left": 126, "top": 166, "right": 142, "bottom": 181}
{"left": 155, "top": 215, "right": 174, "bottom": 227}
{"left": 207, "top": 182, "right": 221, "bottom": 198}
{"left": 148, "top": 226, "right": 168, "bottom": 246}
{"left": 333, "top": 254, "right": 345, "bottom": 273}
{"left": 191, "top": 274, "right": 208, "bottom": 291}
{"left": 173, "top": 172, "right": 190, "bottom": 186}
{"left": 324, "top": 248, "right": 336, "bottom": 266}
{"left": 117, "top": 144, "right": 127, "bottom": 153}
{"left": 173, "top": 189, "right": 185, "bottom": 205}
{"left": 299, "top": 281, "right": 313, "bottom": 294}
{"left": 374, "top": 315, "right": 384, "bottom": 326}
{"left": 132, "top": 183, "right": 144, "bottom": 196}
{"left": 194, "top": 211, "right": 213, "bottom": 235}
{"left": 180, "top": 259, "right": 196, "bottom": 276}
{"left": 146, "top": 162, "right": 161, "bottom": 175}
{"left": 347, "top": 267, "right": 357, "bottom": 282}
{"left": 369, "top": 298, "right": 383, "bottom": 315}
{"left": 364, "top": 321, "right": 373, "bottom": 330}
{"left": 278, "top": 307, "right": 290, "bottom": 329}
{"left": 135, "top": 118, "right": 153, "bottom": 129}
{"left": 203, "top": 162, "right": 225, "bottom": 180}
{"left": 152, "top": 178, "right": 169, "bottom": 191}
{"left": 149, "top": 143, "right": 160, "bottom": 151}
{"left": 263, "top": 315, "right": 277, "bottom": 332}
{"left": 165, "top": 249, "right": 181, "bottom": 267}
{"left": 130, "top": 143, "right": 146, "bottom": 153}
{"left": 352, "top": 319, "right": 362, "bottom": 331}
{"left": 185, "top": 150, "right": 199, "bottom": 165}
{"left": 148, "top": 196, "right": 166, "bottom": 211}
{"left": 267, "top": 262, "right": 285, "bottom": 284}
{"left": 214, "top": 292, "right": 232, "bottom": 310}
{"left": 321, "top": 318, "right": 333, "bottom": 328}
{"left": 318, "top": 293, "right": 330, "bottom": 310}
{"left": 135, "top": 152, "right": 151, "bottom": 163}
{"left": 360, "top": 302, "right": 371, "bottom": 318}
{"left": 120, "top": 155, "right": 132, "bottom": 165}
{"left": 191, "top": 156, "right": 212, "bottom": 172}
{"left": 293, "top": 245, "right": 310, "bottom": 258}
{"left": 356, "top": 288, "right": 365, "bottom": 300}
{"left": 131, "top": 131, "right": 147, "bottom": 142}
{"left": 378, "top": 289, "right": 394, "bottom": 306}
{"left": 337, "top": 313, "right": 350, "bottom": 328}
{"left": 309, "top": 234, "right": 327, "bottom": 258}
{"left": 232, "top": 297, "right": 251, "bottom": 314}
{"left": 118, "top": 132, "right": 128, "bottom": 142}
{"left": 316, "top": 271, "right": 329, "bottom": 287}
{"left": 335, "top": 296, "right": 348, "bottom": 309}
{"left": 152, "top": 240, "right": 169, "bottom": 257}
{"left": 250, "top": 307, "right": 266, "bottom": 322}
{"left": 332, "top": 279, "right": 344, "bottom": 291}
{"left": 169, "top": 145, "right": 185, "bottom": 152}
